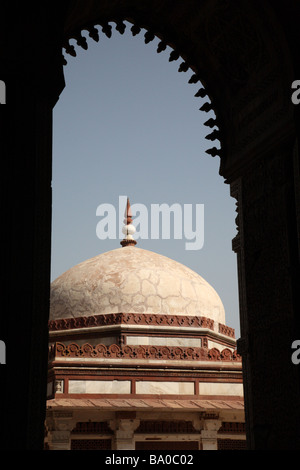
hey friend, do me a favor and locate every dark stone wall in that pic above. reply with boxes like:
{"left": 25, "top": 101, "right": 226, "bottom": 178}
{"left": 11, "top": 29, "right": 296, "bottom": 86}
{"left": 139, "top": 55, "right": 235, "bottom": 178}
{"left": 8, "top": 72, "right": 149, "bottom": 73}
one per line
{"left": 0, "top": 1, "right": 68, "bottom": 450}
{"left": 1, "top": 0, "right": 300, "bottom": 449}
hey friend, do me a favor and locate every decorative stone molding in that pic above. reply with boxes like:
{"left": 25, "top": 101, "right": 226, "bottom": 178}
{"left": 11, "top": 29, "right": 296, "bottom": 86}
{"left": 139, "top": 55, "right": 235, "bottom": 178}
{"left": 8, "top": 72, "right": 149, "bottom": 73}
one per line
{"left": 55, "top": 379, "right": 64, "bottom": 394}
{"left": 72, "top": 421, "right": 113, "bottom": 435}
{"left": 135, "top": 420, "right": 198, "bottom": 434}
{"left": 49, "top": 341, "right": 241, "bottom": 363}
{"left": 218, "top": 422, "right": 246, "bottom": 434}
{"left": 49, "top": 312, "right": 217, "bottom": 334}
{"left": 218, "top": 323, "right": 235, "bottom": 338}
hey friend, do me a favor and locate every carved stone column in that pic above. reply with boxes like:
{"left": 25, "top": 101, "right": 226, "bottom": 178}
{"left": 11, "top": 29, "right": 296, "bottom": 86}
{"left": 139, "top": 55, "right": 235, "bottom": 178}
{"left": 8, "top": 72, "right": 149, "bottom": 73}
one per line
{"left": 200, "top": 419, "right": 222, "bottom": 450}
{"left": 109, "top": 416, "right": 140, "bottom": 450}
{"left": 230, "top": 144, "right": 300, "bottom": 450}
{"left": 0, "top": 2, "right": 68, "bottom": 451}
{"left": 46, "top": 412, "right": 76, "bottom": 450}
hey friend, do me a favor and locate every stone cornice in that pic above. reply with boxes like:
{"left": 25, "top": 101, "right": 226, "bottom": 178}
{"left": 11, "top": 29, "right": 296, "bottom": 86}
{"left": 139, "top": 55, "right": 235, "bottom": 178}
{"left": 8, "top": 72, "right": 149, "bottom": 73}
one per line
{"left": 49, "top": 342, "right": 241, "bottom": 363}
{"left": 48, "top": 312, "right": 235, "bottom": 338}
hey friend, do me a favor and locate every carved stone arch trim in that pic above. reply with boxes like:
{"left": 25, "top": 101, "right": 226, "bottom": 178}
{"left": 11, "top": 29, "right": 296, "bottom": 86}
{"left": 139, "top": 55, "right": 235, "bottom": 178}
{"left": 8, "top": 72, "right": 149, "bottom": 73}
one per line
{"left": 61, "top": 16, "right": 223, "bottom": 160}
{"left": 61, "top": 0, "right": 295, "bottom": 180}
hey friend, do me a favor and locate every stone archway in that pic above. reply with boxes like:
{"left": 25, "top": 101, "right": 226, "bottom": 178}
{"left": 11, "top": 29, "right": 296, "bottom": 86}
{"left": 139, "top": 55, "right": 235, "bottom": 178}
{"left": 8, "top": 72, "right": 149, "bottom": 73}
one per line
{"left": 60, "top": 0, "right": 300, "bottom": 450}
{"left": 1, "top": 0, "right": 300, "bottom": 450}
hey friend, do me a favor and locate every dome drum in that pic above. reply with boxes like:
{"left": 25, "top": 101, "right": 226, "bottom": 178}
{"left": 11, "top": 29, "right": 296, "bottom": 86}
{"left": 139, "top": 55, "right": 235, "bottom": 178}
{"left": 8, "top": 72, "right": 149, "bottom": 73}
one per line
{"left": 49, "top": 244, "right": 238, "bottom": 365}
{"left": 48, "top": 311, "right": 237, "bottom": 355}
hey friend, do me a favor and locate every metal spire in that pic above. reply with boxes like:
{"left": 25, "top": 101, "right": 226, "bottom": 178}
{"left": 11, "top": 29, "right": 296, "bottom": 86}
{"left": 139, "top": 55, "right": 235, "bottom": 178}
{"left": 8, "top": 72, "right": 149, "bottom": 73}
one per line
{"left": 120, "top": 198, "right": 137, "bottom": 247}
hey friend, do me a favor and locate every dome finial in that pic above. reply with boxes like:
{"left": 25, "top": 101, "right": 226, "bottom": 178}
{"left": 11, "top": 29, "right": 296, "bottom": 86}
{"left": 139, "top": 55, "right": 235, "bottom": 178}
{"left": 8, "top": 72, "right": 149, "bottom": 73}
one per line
{"left": 120, "top": 197, "right": 137, "bottom": 247}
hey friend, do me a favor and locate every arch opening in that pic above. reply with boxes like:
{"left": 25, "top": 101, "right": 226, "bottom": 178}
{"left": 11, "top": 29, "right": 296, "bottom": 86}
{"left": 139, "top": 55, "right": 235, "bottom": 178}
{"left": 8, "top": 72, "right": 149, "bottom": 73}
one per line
{"left": 62, "top": 19, "right": 223, "bottom": 159}
{"left": 52, "top": 20, "right": 240, "bottom": 335}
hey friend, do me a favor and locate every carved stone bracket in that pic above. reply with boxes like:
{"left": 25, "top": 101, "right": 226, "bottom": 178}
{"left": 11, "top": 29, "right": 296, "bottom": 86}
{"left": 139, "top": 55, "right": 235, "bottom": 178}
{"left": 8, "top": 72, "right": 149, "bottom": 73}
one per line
{"left": 109, "top": 417, "right": 140, "bottom": 450}
{"left": 45, "top": 411, "right": 77, "bottom": 450}
{"left": 200, "top": 418, "right": 222, "bottom": 450}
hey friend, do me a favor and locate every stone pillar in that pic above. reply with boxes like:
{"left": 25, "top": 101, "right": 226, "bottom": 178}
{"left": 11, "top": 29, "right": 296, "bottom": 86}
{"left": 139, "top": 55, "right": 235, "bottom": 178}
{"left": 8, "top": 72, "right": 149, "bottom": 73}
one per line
{"left": 110, "top": 416, "right": 140, "bottom": 450}
{"left": 0, "top": 2, "right": 68, "bottom": 451}
{"left": 200, "top": 419, "right": 222, "bottom": 450}
{"left": 46, "top": 412, "right": 76, "bottom": 451}
{"left": 230, "top": 145, "right": 300, "bottom": 449}
{"left": 47, "top": 430, "right": 72, "bottom": 451}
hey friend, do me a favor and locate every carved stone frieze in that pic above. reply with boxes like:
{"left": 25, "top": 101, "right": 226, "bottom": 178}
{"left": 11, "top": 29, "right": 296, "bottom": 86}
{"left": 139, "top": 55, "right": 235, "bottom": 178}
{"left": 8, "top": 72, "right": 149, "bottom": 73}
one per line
{"left": 49, "top": 312, "right": 217, "bottom": 333}
{"left": 72, "top": 421, "right": 113, "bottom": 435}
{"left": 49, "top": 341, "right": 241, "bottom": 363}
{"left": 135, "top": 420, "right": 198, "bottom": 434}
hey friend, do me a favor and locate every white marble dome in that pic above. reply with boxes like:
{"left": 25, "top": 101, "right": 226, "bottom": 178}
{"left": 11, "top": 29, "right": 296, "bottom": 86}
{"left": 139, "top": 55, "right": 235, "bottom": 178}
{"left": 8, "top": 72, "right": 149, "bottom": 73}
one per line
{"left": 50, "top": 246, "right": 226, "bottom": 324}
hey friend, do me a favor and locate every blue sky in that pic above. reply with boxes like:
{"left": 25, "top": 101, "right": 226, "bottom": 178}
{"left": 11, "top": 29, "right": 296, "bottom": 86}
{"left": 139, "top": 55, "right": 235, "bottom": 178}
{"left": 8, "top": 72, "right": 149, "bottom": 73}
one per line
{"left": 51, "top": 22, "right": 240, "bottom": 336}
